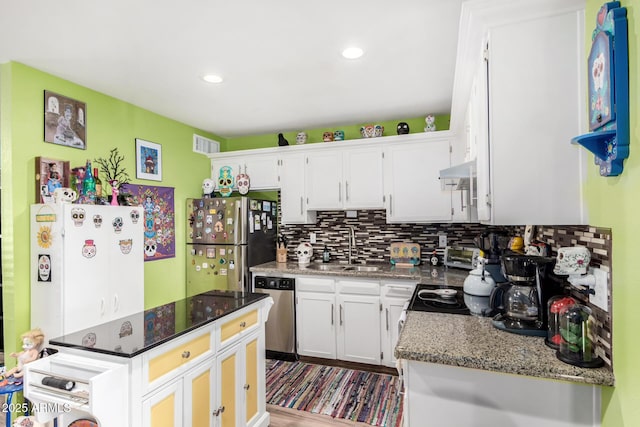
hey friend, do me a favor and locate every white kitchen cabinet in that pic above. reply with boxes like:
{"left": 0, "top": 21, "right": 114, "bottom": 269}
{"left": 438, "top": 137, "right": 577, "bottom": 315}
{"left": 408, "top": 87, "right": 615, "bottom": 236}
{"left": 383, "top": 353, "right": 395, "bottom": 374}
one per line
{"left": 305, "top": 146, "right": 384, "bottom": 210}
{"left": 296, "top": 277, "right": 337, "bottom": 359}
{"left": 143, "top": 378, "right": 184, "bottom": 427}
{"left": 216, "top": 329, "right": 263, "bottom": 427}
{"left": 450, "top": 1, "right": 586, "bottom": 225}
{"left": 381, "top": 281, "right": 417, "bottom": 368}
{"left": 384, "top": 138, "right": 452, "bottom": 223}
{"left": 336, "top": 280, "right": 381, "bottom": 365}
{"left": 279, "top": 153, "right": 316, "bottom": 224}
{"left": 211, "top": 152, "right": 279, "bottom": 192}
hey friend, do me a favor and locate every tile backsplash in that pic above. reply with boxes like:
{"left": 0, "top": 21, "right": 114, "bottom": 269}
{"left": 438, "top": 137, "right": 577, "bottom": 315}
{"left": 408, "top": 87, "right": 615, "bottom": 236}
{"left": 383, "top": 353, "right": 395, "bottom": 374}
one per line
{"left": 278, "top": 208, "right": 613, "bottom": 368}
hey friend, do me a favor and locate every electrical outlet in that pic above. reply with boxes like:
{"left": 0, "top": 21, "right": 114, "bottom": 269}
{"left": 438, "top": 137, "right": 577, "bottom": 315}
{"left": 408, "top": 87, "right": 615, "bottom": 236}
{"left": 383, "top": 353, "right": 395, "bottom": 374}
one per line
{"left": 589, "top": 268, "right": 609, "bottom": 312}
{"left": 438, "top": 234, "right": 447, "bottom": 248}
{"left": 309, "top": 232, "right": 317, "bottom": 244}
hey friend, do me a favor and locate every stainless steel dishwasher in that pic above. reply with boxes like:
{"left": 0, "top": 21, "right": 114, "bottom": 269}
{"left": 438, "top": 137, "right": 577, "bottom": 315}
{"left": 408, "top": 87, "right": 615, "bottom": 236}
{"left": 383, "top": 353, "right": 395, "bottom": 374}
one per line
{"left": 254, "top": 276, "right": 297, "bottom": 360}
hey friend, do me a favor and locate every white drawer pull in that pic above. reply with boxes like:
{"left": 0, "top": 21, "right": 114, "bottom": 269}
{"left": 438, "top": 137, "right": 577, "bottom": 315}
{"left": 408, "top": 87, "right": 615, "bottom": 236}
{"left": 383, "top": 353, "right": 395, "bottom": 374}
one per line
{"left": 182, "top": 351, "right": 191, "bottom": 359}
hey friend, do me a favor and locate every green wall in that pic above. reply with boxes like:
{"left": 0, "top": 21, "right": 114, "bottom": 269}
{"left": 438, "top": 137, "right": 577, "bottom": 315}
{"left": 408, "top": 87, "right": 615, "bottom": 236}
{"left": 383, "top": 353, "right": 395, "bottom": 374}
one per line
{"left": 223, "top": 116, "right": 450, "bottom": 150}
{"left": 583, "top": 1, "right": 639, "bottom": 426}
{"left": 0, "top": 62, "right": 220, "bottom": 359}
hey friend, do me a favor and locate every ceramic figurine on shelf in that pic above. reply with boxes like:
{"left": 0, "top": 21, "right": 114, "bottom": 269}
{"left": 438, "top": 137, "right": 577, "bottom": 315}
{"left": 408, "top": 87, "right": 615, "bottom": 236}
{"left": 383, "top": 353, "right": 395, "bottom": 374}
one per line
{"left": 236, "top": 172, "right": 250, "bottom": 195}
{"left": 52, "top": 187, "right": 77, "bottom": 204}
{"left": 217, "top": 166, "right": 234, "bottom": 197}
{"left": 333, "top": 130, "right": 345, "bottom": 141}
{"left": 295, "top": 132, "right": 307, "bottom": 145}
{"left": 3, "top": 328, "right": 45, "bottom": 379}
{"left": 397, "top": 122, "right": 410, "bottom": 135}
{"left": 278, "top": 133, "right": 289, "bottom": 146}
{"left": 202, "top": 178, "right": 215, "bottom": 198}
{"left": 109, "top": 180, "right": 120, "bottom": 206}
{"left": 322, "top": 131, "right": 334, "bottom": 142}
{"left": 424, "top": 114, "right": 436, "bottom": 132}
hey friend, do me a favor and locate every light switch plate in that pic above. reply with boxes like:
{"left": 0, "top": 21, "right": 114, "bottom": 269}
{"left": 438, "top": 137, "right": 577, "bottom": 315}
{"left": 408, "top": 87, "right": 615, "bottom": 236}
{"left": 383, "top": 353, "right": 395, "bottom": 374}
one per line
{"left": 309, "top": 232, "right": 317, "bottom": 244}
{"left": 438, "top": 234, "right": 447, "bottom": 248}
{"left": 589, "top": 268, "right": 608, "bottom": 312}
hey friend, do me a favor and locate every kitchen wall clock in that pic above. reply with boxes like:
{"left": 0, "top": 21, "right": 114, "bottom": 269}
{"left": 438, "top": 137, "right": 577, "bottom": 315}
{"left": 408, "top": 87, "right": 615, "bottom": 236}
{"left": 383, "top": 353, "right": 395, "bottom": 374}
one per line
{"left": 572, "top": 1, "right": 629, "bottom": 177}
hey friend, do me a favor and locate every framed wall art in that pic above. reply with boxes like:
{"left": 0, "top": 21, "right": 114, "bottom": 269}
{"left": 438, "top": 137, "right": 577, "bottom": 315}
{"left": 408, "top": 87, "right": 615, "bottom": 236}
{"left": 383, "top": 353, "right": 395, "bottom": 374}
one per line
{"left": 135, "top": 138, "right": 162, "bottom": 181}
{"left": 43, "top": 90, "right": 87, "bottom": 149}
{"left": 35, "top": 157, "right": 70, "bottom": 203}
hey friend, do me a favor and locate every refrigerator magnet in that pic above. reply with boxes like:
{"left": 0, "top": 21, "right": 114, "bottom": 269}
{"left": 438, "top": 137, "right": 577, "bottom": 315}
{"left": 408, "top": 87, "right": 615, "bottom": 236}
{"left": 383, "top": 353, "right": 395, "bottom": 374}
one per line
{"left": 220, "top": 268, "right": 228, "bottom": 276}
{"left": 82, "top": 239, "right": 97, "bottom": 258}
{"left": 250, "top": 200, "right": 258, "bottom": 210}
{"left": 37, "top": 254, "right": 51, "bottom": 282}
{"left": 229, "top": 260, "right": 235, "bottom": 270}
{"left": 219, "top": 248, "right": 226, "bottom": 256}
{"left": 263, "top": 201, "right": 271, "bottom": 211}
{"left": 196, "top": 265, "right": 201, "bottom": 272}
{"left": 206, "top": 248, "right": 216, "bottom": 258}
{"left": 202, "top": 262, "right": 208, "bottom": 269}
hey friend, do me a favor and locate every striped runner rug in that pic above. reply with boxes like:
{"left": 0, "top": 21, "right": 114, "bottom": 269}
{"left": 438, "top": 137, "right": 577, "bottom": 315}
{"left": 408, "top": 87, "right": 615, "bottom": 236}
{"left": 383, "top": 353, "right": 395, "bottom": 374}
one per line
{"left": 266, "top": 359, "right": 403, "bottom": 427}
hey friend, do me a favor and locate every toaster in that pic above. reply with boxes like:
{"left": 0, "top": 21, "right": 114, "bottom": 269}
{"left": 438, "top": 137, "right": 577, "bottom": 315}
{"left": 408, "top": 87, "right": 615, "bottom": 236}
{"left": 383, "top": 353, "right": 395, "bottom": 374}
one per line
{"left": 444, "top": 247, "right": 480, "bottom": 270}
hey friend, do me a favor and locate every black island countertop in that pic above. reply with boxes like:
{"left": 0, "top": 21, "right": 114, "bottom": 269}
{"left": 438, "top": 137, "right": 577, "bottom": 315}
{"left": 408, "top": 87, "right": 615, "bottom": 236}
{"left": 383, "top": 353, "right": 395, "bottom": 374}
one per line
{"left": 49, "top": 290, "right": 269, "bottom": 358}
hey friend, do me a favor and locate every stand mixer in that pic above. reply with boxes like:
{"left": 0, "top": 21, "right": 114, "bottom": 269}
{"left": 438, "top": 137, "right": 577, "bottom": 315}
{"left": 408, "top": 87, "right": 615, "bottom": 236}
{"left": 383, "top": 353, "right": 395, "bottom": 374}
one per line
{"left": 490, "top": 252, "right": 564, "bottom": 336}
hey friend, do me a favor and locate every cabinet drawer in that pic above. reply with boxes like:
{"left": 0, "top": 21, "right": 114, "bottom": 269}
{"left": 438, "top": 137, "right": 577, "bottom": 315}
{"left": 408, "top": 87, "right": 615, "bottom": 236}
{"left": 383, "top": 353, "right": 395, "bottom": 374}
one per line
{"left": 337, "top": 280, "right": 379, "bottom": 295}
{"left": 144, "top": 328, "right": 213, "bottom": 392}
{"left": 296, "top": 277, "right": 335, "bottom": 293}
{"left": 220, "top": 309, "right": 258, "bottom": 343}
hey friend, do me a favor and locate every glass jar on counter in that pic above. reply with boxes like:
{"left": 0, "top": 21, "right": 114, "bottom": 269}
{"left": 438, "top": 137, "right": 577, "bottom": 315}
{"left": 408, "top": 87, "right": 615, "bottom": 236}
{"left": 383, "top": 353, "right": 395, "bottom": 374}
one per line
{"left": 556, "top": 303, "right": 604, "bottom": 368}
{"left": 545, "top": 295, "right": 577, "bottom": 349}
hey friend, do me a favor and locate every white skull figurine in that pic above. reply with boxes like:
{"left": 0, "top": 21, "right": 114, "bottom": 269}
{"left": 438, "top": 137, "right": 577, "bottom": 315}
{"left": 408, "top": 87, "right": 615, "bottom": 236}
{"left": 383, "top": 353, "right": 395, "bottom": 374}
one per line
{"left": 424, "top": 114, "right": 436, "bottom": 132}
{"left": 553, "top": 245, "right": 591, "bottom": 276}
{"left": 236, "top": 173, "right": 250, "bottom": 195}
{"left": 53, "top": 187, "right": 78, "bottom": 204}
{"left": 296, "top": 242, "right": 313, "bottom": 265}
{"left": 296, "top": 132, "right": 308, "bottom": 145}
{"left": 202, "top": 178, "right": 215, "bottom": 197}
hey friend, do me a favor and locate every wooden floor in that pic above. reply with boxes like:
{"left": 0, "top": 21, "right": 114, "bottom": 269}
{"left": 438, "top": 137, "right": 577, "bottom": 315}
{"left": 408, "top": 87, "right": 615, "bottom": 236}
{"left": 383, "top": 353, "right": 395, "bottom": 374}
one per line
{"left": 268, "top": 405, "right": 373, "bottom": 427}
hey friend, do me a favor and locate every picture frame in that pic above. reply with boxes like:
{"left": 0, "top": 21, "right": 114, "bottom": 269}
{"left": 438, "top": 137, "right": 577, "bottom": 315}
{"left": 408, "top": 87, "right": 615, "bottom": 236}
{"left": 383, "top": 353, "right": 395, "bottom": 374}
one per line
{"left": 36, "top": 157, "right": 70, "bottom": 203}
{"left": 135, "top": 138, "right": 162, "bottom": 181}
{"left": 43, "top": 90, "right": 87, "bottom": 150}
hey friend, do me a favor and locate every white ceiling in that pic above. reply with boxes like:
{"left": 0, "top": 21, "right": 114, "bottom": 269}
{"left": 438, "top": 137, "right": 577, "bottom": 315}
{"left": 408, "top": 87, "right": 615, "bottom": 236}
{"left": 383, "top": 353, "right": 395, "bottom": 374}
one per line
{"left": 0, "top": 0, "right": 463, "bottom": 139}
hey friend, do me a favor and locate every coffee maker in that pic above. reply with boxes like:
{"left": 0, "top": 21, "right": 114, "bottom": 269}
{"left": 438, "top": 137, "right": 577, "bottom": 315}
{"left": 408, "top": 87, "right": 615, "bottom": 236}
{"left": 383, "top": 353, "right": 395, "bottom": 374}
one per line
{"left": 489, "top": 252, "right": 565, "bottom": 336}
{"left": 473, "top": 231, "right": 511, "bottom": 283}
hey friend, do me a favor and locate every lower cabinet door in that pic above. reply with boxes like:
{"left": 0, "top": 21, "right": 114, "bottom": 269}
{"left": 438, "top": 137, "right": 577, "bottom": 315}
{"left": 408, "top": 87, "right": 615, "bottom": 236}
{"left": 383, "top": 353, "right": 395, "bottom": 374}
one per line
{"left": 184, "top": 358, "right": 216, "bottom": 427}
{"left": 218, "top": 344, "right": 240, "bottom": 427}
{"left": 245, "top": 336, "right": 259, "bottom": 424}
{"left": 296, "top": 292, "right": 337, "bottom": 359}
{"left": 337, "top": 294, "right": 381, "bottom": 364}
{"left": 143, "top": 379, "right": 183, "bottom": 427}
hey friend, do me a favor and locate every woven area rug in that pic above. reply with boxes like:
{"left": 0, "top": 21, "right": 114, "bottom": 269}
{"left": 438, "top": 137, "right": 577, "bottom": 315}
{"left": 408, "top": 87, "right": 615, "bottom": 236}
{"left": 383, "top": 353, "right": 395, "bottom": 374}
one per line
{"left": 266, "top": 359, "right": 403, "bottom": 427}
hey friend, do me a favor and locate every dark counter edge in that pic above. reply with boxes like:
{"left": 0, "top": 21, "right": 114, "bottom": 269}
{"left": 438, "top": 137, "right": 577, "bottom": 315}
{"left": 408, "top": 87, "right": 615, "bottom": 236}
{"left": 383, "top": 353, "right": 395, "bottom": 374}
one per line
{"left": 48, "top": 292, "right": 270, "bottom": 359}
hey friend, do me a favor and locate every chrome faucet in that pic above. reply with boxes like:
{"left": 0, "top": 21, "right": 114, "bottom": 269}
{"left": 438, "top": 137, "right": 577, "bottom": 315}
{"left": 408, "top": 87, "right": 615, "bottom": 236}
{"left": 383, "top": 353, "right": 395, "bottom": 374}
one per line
{"left": 348, "top": 226, "right": 356, "bottom": 264}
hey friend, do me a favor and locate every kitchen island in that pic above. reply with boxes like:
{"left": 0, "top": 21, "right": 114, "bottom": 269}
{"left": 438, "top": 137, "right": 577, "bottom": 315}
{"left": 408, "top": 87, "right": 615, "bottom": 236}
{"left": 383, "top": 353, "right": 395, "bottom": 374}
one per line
{"left": 25, "top": 290, "right": 273, "bottom": 427}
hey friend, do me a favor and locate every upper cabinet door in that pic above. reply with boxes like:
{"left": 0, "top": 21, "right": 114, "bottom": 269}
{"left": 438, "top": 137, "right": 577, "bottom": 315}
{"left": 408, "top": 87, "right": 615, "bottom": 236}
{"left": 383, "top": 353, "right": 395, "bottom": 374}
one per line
{"left": 384, "top": 139, "right": 452, "bottom": 223}
{"left": 343, "top": 146, "right": 384, "bottom": 210}
{"left": 305, "top": 150, "right": 343, "bottom": 210}
{"left": 211, "top": 153, "right": 279, "bottom": 192}
{"left": 279, "top": 153, "right": 316, "bottom": 224}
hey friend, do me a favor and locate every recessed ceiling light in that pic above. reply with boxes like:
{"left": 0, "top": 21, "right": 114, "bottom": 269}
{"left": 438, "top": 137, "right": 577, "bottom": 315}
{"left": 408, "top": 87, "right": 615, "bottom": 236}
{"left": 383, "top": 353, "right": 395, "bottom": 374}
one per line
{"left": 202, "top": 74, "right": 223, "bottom": 83}
{"left": 342, "top": 47, "right": 364, "bottom": 59}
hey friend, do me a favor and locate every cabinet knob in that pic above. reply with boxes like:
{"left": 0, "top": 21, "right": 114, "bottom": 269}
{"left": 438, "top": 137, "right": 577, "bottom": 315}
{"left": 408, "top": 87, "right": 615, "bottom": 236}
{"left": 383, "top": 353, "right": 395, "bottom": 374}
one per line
{"left": 239, "top": 321, "right": 246, "bottom": 328}
{"left": 182, "top": 350, "right": 191, "bottom": 359}
{"left": 213, "top": 405, "right": 226, "bottom": 416}
{"left": 244, "top": 383, "right": 250, "bottom": 390}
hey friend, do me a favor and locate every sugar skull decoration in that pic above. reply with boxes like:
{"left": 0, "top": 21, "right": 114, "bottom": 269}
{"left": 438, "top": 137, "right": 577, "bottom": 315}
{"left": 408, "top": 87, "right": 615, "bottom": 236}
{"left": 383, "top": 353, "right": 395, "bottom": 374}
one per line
{"left": 296, "top": 132, "right": 308, "bottom": 145}
{"left": 112, "top": 216, "right": 124, "bottom": 233}
{"left": 322, "top": 131, "right": 334, "bottom": 142}
{"left": 53, "top": 187, "right": 77, "bottom": 204}
{"left": 424, "top": 114, "right": 436, "bottom": 132}
{"left": 38, "top": 254, "right": 51, "bottom": 282}
{"left": 145, "top": 239, "right": 157, "bottom": 257}
{"left": 397, "top": 122, "right": 410, "bottom": 135}
{"left": 119, "top": 239, "right": 133, "bottom": 254}
{"left": 553, "top": 246, "right": 591, "bottom": 276}
{"left": 130, "top": 209, "right": 140, "bottom": 224}
{"left": 82, "top": 239, "right": 97, "bottom": 258}
{"left": 71, "top": 207, "right": 86, "bottom": 226}
{"left": 202, "top": 178, "right": 215, "bottom": 198}
{"left": 217, "top": 166, "right": 234, "bottom": 197}
{"left": 333, "top": 130, "right": 345, "bottom": 141}
{"left": 296, "top": 242, "right": 313, "bottom": 265}
{"left": 360, "top": 124, "right": 384, "bottom": 138}
{"left": 93, "top": 214, "right": 103, "bottom": 228}
{"left": 236, "top": 172, "right": 250, "bottom": 195}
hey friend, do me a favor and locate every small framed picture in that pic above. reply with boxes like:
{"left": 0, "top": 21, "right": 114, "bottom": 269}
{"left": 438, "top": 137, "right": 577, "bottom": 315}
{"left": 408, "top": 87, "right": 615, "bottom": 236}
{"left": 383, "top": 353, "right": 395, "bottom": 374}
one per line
{"left": 135, "top": 138, "right": 162, "bottom": 181}
{"left": 43, "top": 90, "right": 87, "bottom": 149}
{"left": 36, "top": 157, "right": 70, "bottom": 203}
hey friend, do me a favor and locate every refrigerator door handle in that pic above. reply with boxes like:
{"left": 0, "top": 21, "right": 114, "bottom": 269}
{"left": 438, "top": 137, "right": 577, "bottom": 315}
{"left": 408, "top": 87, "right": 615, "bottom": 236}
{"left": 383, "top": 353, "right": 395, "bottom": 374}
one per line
{"left": 100, "top": 298, "right": 105, "bottom": 316}
{"left": 113, "top": 294, "right": 119, "bottom": 313}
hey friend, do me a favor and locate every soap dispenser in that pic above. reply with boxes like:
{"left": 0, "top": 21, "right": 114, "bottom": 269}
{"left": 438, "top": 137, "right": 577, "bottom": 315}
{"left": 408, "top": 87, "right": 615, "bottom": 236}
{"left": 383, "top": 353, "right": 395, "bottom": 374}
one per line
{"left": 322, "top": 245, "right": 330, "bottom": 263}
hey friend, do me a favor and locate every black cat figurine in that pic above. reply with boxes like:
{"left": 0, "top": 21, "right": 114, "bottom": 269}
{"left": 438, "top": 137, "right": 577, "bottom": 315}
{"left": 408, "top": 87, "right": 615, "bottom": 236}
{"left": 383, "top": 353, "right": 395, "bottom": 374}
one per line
{"left": 278, "top": 133, "right": 289, "bottom": 146}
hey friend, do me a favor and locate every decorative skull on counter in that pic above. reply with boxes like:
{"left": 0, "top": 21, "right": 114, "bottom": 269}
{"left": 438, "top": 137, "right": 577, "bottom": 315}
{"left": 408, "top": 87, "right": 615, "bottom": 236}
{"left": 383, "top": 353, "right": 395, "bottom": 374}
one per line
{"left": 236, "top": 172, "right": 250, "bottom": 195}
{"left": 53, "top": 187, "right": 77, "bottom": 204}
{"left": 296, "top": 242, "right": 313, "bottom": 265}
{"left": 553, "top": 245, "right": 591, "bottom": 276}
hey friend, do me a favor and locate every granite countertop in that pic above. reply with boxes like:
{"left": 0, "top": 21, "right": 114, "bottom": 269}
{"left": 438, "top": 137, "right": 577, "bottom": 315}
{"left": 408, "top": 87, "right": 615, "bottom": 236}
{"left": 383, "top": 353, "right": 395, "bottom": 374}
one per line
{"left": 49, "top": 290, "right": 269, "bottom": 358}
{"left": 396, "top": 311, "right": 615, "bottom": 387}
{"left": 251, "top": 261, "right": 469, "bottom": 284}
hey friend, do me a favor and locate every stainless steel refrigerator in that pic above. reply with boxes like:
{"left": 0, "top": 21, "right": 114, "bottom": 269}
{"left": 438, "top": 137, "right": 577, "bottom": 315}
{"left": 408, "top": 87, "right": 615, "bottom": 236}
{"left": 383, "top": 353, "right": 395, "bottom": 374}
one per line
{"left": 186, "top": 197, "right": 276, "bottom": 296}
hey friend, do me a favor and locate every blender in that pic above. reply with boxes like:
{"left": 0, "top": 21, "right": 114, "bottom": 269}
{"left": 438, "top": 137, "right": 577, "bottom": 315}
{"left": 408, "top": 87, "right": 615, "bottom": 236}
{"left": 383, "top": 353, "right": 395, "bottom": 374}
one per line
{"left": 490, "top": 252, "right": 563, "bottom": 336}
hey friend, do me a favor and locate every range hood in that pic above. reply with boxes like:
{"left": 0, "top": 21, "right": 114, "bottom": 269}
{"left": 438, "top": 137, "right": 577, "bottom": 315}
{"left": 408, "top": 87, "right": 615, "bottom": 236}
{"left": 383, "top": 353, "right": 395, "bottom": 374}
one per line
{"left": 439, "top": 160, "right": 476, "bottom": 191}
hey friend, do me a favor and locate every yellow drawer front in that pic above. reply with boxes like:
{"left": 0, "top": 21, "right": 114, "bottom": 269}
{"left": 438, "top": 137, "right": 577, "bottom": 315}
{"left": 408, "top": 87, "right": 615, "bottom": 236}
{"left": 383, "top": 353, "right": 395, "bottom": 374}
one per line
{"left": 149, "top": 332, "right": 211, "bottom": 383}
{"left": 221, "top": 309, "right": 258, "bottom": 342}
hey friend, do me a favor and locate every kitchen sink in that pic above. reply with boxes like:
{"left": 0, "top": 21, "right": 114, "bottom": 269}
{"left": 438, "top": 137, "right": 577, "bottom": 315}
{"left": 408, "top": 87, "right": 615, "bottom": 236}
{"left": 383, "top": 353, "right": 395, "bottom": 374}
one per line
{"left": 305, "top": 264, "right": 347, "bottom": 271}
